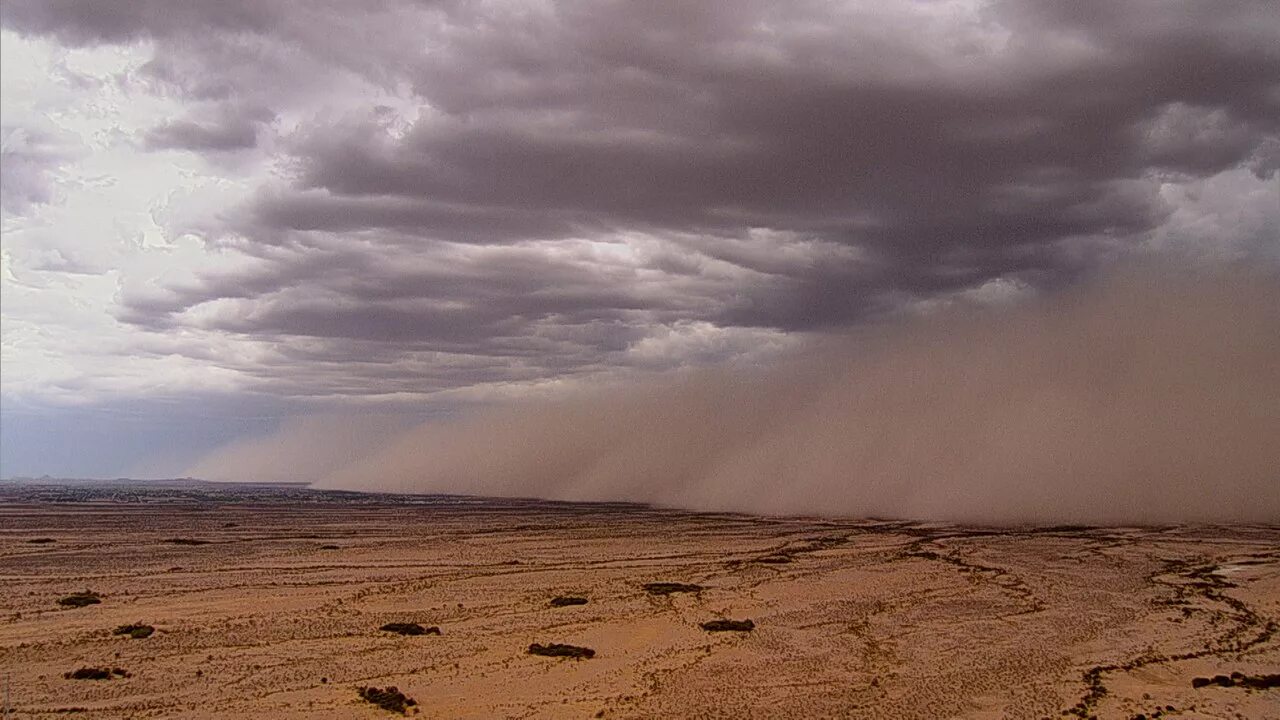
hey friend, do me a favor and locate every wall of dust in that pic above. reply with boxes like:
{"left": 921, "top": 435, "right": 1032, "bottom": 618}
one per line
{"left": 192, "top": 263, "right": 1280, "bottom": 524}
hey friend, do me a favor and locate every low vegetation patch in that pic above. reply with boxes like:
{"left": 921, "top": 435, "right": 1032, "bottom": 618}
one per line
{"left": 357, "top": 685, "right": 417, "bottom": 714}
{"left": 113, "top": 623, "right": 154, "bottom": 639}
{"left": 700, "top": 619, "right": 755, "bottom": 632}
{"left": 528, "top": 643, "right": 595, "bottom": 659}
{"left": 1192, "top": 672, "right": 1280, "bottom": 689}
{"left": 550, "top": 596, "right": 589, "bottom": 607}
{"left": 27, "top": 537, "right": 56, "bottom": 544}
{"left": 642, "top": 582, "right": 703, "bottom": 596}
{"left": 380, "top": 622, "right": 440, "bottom": 636}
{"left": 320, "top": 544, "right": 341, "bottom": 550}
{"left": 164, "top": 538, "right": 211, "bottom": 545}
{"left": 64, "top": 667, "right": 129, "bottom": 680}
{"left": 57, "top": 591, "right": 102, "bottom": 608}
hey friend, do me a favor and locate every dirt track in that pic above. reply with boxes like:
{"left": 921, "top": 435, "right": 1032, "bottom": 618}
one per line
{"left": 1, "top": 482, "right": 1277, "bottom": 718}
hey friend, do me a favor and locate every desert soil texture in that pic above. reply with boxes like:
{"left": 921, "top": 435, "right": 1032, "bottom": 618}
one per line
{"left": 1, "top": 480, "right": 1278, "bottom": 719}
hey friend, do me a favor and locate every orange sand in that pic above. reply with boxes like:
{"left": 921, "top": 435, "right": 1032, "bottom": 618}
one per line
{"left": 1, "top": 489, "right": 1277, "bottom": 718}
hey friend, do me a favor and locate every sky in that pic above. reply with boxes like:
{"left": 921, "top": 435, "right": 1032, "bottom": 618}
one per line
{"left": 1, "top": 1, "right": 1278, "bottom": 485}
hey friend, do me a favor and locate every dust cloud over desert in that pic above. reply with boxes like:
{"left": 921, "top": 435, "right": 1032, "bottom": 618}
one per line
{"left": 191, "top": 264, "right": 1280, "bottom": 525}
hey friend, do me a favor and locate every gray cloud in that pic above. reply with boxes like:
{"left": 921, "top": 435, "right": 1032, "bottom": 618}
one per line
{"left": 110, "top": 235, "right": 791, "bottom": 400}
{"left": 143, "top": 105, "right": 271, "bottom": 152}
{"left": 3, "top": 1, "right": 1278, "bottom": 431}
{"left": 0, "top": 1, "right": 281, "bottom": 45}
{"left": 372, "top": 6, "right": 1271, "bottom": 238}
{"left": 0, "top": 124, "right": 80, "bottom": 213}
{"left": 215, "top": 0, "right": 1279, "bottom": 343}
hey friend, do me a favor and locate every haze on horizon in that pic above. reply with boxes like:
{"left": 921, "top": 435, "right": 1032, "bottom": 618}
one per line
{"left": 2, "top": 1, "right": 1278, "bottom": 523}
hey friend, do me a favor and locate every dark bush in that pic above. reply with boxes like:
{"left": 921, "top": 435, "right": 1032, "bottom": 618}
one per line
{"left": 642, "top": 582, "right": 703, "bottom": 596}
{"left": 358, "top": 685, "right": 417, "bottom": 714}
{"left": 700, "top": 619, "right": 755, "bottom": 632}
{"left": 1192, "top": 672, "right": 1280, "bottom": 689}
{"left": 58, "top": 591, "right": 102, "bottom": 608}
{"left": 528, "top": 643, "right": 595, "bottom": 659}
{"left": 380, "top": 622, "right": 440, "bottom": 636}
{"left": 64, "top": 667, "right": 129, "bottom": 680}
{"left": 113, "top": 623, "right": 154, "bottom": 639}
{"left": 550, "top": 596, "right": 589, "bottom": 607}
{"left": 1242, "top": 673, "right": 1280, "bottom": 688}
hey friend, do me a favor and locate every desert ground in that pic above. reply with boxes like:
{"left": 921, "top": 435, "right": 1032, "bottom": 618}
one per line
{"left": 1, "top": 481, "right": 1277, "bottom": 719}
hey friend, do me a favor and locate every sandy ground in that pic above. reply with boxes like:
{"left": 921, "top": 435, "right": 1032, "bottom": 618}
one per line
{"left": 1, "top": 482, "right": 1277, "bottom": 719}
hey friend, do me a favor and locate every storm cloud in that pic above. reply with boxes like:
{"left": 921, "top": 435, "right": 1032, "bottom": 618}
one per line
{"left": 1, "top": 2, "right": 1277, "bottom": 500}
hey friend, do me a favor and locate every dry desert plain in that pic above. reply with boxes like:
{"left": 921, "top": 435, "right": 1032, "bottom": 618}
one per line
{"left": 1, "top": 480, "right": 1278, "bottom": 719}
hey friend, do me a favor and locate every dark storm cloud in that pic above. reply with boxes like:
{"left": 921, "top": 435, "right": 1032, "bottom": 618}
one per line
{"left": 113, "top": 236, "right": 774, "bottom": 397}
{"left": 144, "top": 118, "right": 259, "bottom": 152}
{"left": 0, "top": 0, "right": 280, "bottom": 45}
{"left": 250, "top": 0, "right": 1276, "bottom": 333}
{"left": 142, "top": 104, "right": 273, "bottom": 152}
{"left": 249, "top": 190, "right": 583, "bottom": 240}
{"left": 5, "top": 0, "right": 1278, "bottom": 400}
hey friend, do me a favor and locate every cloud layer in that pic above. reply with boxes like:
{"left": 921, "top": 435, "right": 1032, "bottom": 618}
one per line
{"left": 1, "top": 2, "right": 1277, "bottom": 487}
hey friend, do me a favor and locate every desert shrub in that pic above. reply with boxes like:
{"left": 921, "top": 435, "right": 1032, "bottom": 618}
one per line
{"left": 358, "top": 685, "right": 417, "bottom": 714}
{"left": 64, "top": 667, "right": 129, "bottom": 680}
{"left": 642, "top": 582, "right": 703, "bottom": 596}
{"left": 380, "top": 622, "right": 440, "bottom": 636}
{"left": 700, "top": 619, "right": 755, "bottom": 632}
{"left": 58, "top": 591, "right": 102, "bottom": 608}
{"left": 113, "top": 623, "right": 154, "bottom": 639}
{"left": 1192, "top": 672, "right": 1280, "bottom": 689}
{"left": 528, "top": 643, "right": 595, "bottom": 659}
